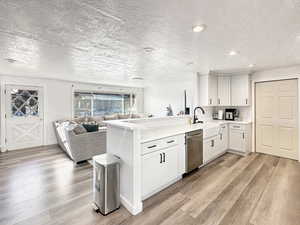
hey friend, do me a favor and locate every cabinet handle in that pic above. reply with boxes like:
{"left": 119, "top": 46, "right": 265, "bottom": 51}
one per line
{"left": 211, "top": 140, "right": 214, "bottom": 147}
{"left": 245, "top": 98, "right": 248, "bottom": 105}
{"left": 163, "top": 153, "right": 166, "bottom": 162}
{"left": 220, "top": 134, "right": 222, "bottom": 140}
{"left": 209, "top": 98, "right": 212, "bottom": 105}
{"left": 160, "top": 153, "right": 162, "bottom": 163}
{"left": 167, "top": 140, "right": 175, "bottom": 144}
{"left": 148, "top": 145, "right": 157, "bottom": 149}
{"left": 242, "top": 132, "right": 245, "bottom": 139}
{"left": 218, "top": 98, "right": 220, "bottom": 105}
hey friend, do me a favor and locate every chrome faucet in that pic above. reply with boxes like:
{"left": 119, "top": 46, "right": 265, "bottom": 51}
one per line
{"left": 193, "top": 106, "right": 205, "bottom": 124}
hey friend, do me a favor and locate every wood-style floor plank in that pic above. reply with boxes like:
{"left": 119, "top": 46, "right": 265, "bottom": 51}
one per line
{"left": 0, "top": 147, "right": 300, "bottom": 225}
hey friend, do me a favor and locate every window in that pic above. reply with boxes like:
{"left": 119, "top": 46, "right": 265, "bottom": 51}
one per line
{"left": 74, "top": 92, "right": 136, "bottom": 117}
{"left": 11, "top": 89, "right": 39, "bottom": 117}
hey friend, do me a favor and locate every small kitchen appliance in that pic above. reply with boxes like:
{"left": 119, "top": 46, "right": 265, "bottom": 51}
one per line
{"left": 225, "top": 108, "right": 237, "bottom": 121}
{"left": 218, "top": 110, "right": 224, "bottom": 120}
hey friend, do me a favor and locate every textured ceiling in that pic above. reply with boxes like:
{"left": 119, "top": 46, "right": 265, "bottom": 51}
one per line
{"left": 0, "top": 0, "right": 300, "bottom": 84}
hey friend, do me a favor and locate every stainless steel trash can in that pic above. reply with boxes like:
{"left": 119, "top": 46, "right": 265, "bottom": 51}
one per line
{"left": 93, "top": 153, "right": 120, "bottom": 215}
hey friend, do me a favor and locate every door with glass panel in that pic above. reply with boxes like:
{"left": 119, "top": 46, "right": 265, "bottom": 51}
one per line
{"left": 5, "top": 85, "right": 44, "bottom": 150}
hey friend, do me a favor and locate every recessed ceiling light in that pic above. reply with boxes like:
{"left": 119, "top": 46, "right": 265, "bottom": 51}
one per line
{"left": 143, "top": 47, "right": 154, "bottom": 53}
{"left": 187, "top": 62, "right": 194, "bottom": 66}
{"left": 297, "top": 35, "right": 300, "bottom": 40}
{"left": 228, "top": 50, "right": 238, "bottom": 56}
{"left": 192, "top": 24, "right": 206, "bottom": 33}
{"left": 248, "top": 64, "right": 254, "bottom": 68}
{"left": 4, "top": 58, "right": 17, "bottom": 63}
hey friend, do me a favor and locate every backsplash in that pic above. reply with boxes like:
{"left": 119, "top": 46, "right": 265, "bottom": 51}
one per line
{"left": 212, "top": 106, "right": 251, "bottom": 121}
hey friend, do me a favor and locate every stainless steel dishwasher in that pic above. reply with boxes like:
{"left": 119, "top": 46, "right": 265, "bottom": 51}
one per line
{"left": 185, "top": 129, "right": 203, "bottom": 173}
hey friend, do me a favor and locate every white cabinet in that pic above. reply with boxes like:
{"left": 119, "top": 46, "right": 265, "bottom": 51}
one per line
{"left": 142, "top": 146, "right": 178, "bottom": 198}
{"left": 231, "top": 75, "right": 250, "bottom": 106}
{"left": 229, "top": 124, "right": 251, "bottom": 153}
{"left": 198, "top": 74, "right": 218, "bottom": 106}
{"left": 217, "top": 124, "right": 228, "bottom": 153}
{"left": 203, "top": 136, "right": 216, "bottom": 163}
{"left": 217, "top": 76, "right": 231, "bottom": 106}
{"left": 141, "top": 135, "right": 184, "bottom": 199}
{"left": 199, "top": 73, "right": 250, "bottom": 107}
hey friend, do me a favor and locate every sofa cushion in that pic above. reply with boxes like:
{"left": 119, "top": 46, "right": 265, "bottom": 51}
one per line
{"left": 104, "top": 114, "right": 118, "bottom": 121}
{"left": 118, "top": 114, "right": 131, "bottom": 119}
{"left": 82, "top": 124, "right": 99, "bottom": 132}
{"left": 73, "top": 124, "right": 87, "bottom": 135}
{"left": 131, "top": 114, "right": 142, "bottom": 118}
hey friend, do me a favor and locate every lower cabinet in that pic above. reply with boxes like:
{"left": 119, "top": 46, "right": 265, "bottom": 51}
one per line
{"left": 217, "top": 124, "right": 228, "bottom": 153}
{"left": 141, "top": 138, "right": 183, "bottom": 199}
{"left": 229, "top": 124, "right": 250, "bottom": 153}
{"left": 203, "top": 136, "right": 217, "bottom": 162}
{"left": 204, "top": 124, "right": 228, "bottom": 163}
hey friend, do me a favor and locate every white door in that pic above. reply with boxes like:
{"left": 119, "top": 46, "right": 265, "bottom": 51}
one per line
{"left": 231, "top": 75, "right": 250, "bottom": 106}
{"left": 256, "top": 79, "right": 298, "bottom": 160}
{"left": 5, "top": 85, "right": 44, "bottom": 150}
{"left": 217, "top": 76, "right": 231, "bottom": 106}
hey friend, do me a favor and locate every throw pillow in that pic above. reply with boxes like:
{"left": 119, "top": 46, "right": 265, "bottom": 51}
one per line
{"left": 73, "top": 124, "right": 87, "bottom": 135}
{"left": 82, "top": 124, "right": 99, "bottom": 132}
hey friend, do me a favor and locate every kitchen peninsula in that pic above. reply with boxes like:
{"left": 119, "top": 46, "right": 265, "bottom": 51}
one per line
{"left": 105, "top": 116, "right": 251, "bottom": 215}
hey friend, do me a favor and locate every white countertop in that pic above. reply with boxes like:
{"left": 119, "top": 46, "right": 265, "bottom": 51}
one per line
{"left": 141, "top": 120, "right": 252, "bottom": 143}
{"left": 105, "top": 116, "right": 252, "bottom": 143}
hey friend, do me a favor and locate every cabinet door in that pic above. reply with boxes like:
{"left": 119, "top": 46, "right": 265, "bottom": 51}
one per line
{"left": 217, "top": 76, "right": 231, "bottom": 106}
{"left": 208, "top": 75, "right": 218, "bottom": 106}
{"left": 162, "top": 146, "right": 179, "bottom": 184}
{"left": 204, "top": 137, "right": 217, "bottom": 162}
{"left": 231, "top": 75, "right": 250, "bottom": 106}
{"left": 142, "top": 147, "right": 178, "bottom": 198}
{"left": 229, "top": 129, "right": 246, "bottom": 152}
{"left": 142, "top": 150, "right": 164, "bottom": 197}
{"left": 218, "top": 125, "right": 228, "bottom": 152}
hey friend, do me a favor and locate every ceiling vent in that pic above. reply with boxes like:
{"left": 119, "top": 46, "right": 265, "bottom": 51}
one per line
{"left": 143, "top": 47, "right": 154, "bottom": 53}
{"left": 131, "top": 76, "right": 144, "bottom": 80}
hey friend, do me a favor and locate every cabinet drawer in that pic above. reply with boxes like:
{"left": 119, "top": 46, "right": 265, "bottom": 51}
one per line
{"left": 142, "top": 136, "right": 179, "bottom": 155}
{"left": 142, "top": 140, "right": 165, "bottom": 155}
{"left": 229, "top": 124, "right": 246, "bottom": 130}
{"left": 164, "top": 136, "right": 179, "bottom": 147}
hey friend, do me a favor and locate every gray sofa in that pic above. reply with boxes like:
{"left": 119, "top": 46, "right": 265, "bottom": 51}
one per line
{"left": 54, "top": 114, "right": 147, "bottom": 163}
{"left": 54, "top": 120, "right": 106, "bottom": 163}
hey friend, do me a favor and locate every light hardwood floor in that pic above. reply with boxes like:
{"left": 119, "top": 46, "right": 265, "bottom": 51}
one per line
{"left": 1, "top": 146, "right": 300, "bottom": 225}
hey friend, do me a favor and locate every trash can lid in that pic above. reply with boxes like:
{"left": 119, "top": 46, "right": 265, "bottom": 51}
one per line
{"left": 93, "top": 153, "right": 120, "bottom": 166}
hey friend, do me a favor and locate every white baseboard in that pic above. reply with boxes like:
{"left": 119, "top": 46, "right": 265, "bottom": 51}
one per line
{"left": 120, "top": 195, "right": 143, "bottom": 215}
{"left": 142, "top": 176, "right": 182, "bottom": 201}
{"left": 227, "top": 149, "right": 248, "bottom": 156}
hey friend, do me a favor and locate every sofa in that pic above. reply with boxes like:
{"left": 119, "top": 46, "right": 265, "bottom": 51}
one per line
{"left": 53, "top": 113, "right": 146, "bottom": 163}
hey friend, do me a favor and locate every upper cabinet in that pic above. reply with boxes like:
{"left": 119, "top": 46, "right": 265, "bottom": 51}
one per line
{"left": 198, "top": 73, "right": 250, "bottom": 107}
{"left": 217, "top": 76, "right": 231, "bottom": 106}
{"left": 198, "top": 74, "right": 218, "bottom": 106}
{"left": 231, "top": 75, "right": 250, "bottom": 106}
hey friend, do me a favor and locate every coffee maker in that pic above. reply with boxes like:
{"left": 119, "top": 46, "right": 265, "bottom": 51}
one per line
{"left": 225, "top": 108, "right": 238, "bottom": 121}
